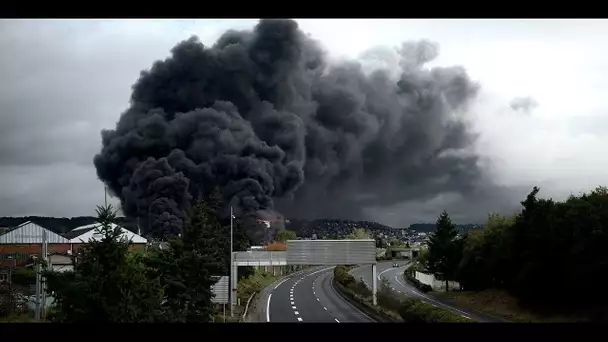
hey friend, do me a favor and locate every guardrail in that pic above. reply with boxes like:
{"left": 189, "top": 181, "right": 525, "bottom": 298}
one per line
{"left": 241, "top": 291, "right": 257, "bottom": 322}
{"left": 331, "top": 278, "right": 399, "bottom": 323}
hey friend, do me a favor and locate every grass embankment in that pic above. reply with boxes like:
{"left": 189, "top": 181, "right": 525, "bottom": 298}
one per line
{"left": 0, "top": 313, "right": 39, "bottom": 323}
{"left": 333, "top": 265, "right": 470, "bottom": 323}
{"left": 435, "top": 289, "right": 599, "bottom": 322}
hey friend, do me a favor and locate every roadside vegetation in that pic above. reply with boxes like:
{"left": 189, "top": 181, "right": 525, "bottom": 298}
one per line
{"left": 333, "top": 265, "right": 468, "bottom": 322}
{"left": 0, "top": 187, "right": 299, "bottom": 322}
{"left": 419, "top": 186, "right": 608, "bottom": 322}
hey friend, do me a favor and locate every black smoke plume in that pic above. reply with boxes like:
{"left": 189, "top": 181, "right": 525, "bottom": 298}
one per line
{"left": 94, "top": 19, "right": 484, "bottom": 241}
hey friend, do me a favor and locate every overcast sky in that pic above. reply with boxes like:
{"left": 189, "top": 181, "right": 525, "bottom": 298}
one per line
{"left": 1, "top": 19, "right": 607, "bottom": 225}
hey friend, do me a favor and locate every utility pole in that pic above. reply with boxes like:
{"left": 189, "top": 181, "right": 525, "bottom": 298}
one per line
{"left": 104, "top": 186, "right": 108, "bottom": 207}
{"left": 229, "top": 206, "right": 235, "bottom": 317}
{"left": 41, "top": 231, "right": 48, "bottom": 320}
{"left": 35, "top": 231, "right": 47, "bottom": 321}
{"left": 34, "top": 257, "right": 40, "bottom": 320}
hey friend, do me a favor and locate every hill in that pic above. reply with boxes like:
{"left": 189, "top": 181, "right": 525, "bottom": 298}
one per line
{"left": 409, "top": 223, "right": 483, "bottom": 233}
{"left": 0, "top": 215, "right": 396, "bottom": 240}
{"left": 286, "top": 218, "right": 393, "bottom": 239}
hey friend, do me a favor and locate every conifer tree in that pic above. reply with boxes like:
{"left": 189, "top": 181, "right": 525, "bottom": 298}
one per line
{"left": 45, "top": 204, "right": 163, "bottom": 322}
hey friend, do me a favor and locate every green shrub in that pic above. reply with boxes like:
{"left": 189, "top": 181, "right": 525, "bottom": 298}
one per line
{"left": 11, "top": 267, "right": 36, "bottom": 286}
{"left": 398, "top": 299, "right": 471, "bottom": 323}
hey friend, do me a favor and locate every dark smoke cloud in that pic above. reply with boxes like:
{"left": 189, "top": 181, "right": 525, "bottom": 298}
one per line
{"left": 94, "top": 19, "right": 488, "bottom": 240}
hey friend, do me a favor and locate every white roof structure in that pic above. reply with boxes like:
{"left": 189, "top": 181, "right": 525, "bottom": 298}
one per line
{"left": 68, "top": 223, "right": 147, "bottom": 244}
{"left": 0, "top": 221, "right": 70, "bottom": 244}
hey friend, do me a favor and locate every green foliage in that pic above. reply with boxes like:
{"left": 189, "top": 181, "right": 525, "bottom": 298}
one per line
{"left": 237, "top": 269, "right": 281, "bottom": 303}
{"left": 275, "top": 230, "right": 297, "bottom": 242}
{"left": 426, "top": 211, "right": 461, "bottom": 288}
{"left": 346, "top": 228, "right": 372, "bottom": 240}
{"left": 11, "top": 267, "right": 36, "bottom": 286}
{"left": 145, "top": 200, "right": 223, "bottom": 322}
{"left": 333, "top": 265, "right": 371, "bottom": 297}
{"left": 449, "top": 185, "right": 608, "bottom": 313}
{"left": 44, "top": 204, "right": 164, "bottom": 323}
{"left": 334, "top": 265, "right": 465, "bottom": 322}
{"left": 398, "top": 299, "right": 470, "bottom": 323}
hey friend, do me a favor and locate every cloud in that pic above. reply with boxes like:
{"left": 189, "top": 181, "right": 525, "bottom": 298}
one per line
{"left": 2, "top": 19, "right": 608, "bottom": 227}
{"left": 509, "top": 96, "right": 539, "bottom": 113}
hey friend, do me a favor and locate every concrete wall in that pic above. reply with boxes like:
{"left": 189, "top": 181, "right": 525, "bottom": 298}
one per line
{"left": 415, "top": 271, "right": 461, "bottom": 291}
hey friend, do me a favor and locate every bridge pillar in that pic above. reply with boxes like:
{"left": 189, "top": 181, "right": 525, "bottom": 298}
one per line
{"left": 372, "top": 263, "right": 377, "bottom": 306}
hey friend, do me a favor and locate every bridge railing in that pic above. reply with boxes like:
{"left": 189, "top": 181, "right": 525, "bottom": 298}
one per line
{"left": 233, "top": 251, "right": 286, "bottom": 263}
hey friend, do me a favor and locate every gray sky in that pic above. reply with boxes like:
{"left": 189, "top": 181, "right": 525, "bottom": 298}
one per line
{"left": 1, "top": 19, "right": 608, "bottom": 226}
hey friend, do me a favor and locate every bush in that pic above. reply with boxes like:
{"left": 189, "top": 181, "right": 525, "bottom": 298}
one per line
{"left": 404, "top": 267, "right": 433, "bottom": 292}
{"left": 237, "top": 269, "right": 280, "bottom": 302}
{"left": 334, "top": 266, "right": 356, "bottom": 288}
{"left": 11, "top": 267, "right": 36, "bottom": 286}
{"left": 377, "top": 278, "right": 401, "bottom": 312}
{"left": 398, "top": 299, "right": 471, "bottom": 323}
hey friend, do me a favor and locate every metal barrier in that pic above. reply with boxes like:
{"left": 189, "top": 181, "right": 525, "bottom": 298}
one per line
{"left": 241, "top": 291, "right": 257, "bottom": 322}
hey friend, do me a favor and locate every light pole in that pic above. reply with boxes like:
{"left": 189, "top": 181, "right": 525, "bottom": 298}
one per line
{"left": 229, "top": 206, "right": 234, "bottom": 317}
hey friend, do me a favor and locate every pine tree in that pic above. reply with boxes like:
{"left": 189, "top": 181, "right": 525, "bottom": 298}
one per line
{"left": 45, "top": 204, "right": 164, "bottom": 322}
{"left": 146, "top": 201, "right": 220, "bottom": 322}
{"left": 426, "top": 211, "right": 460, "bottom": 292}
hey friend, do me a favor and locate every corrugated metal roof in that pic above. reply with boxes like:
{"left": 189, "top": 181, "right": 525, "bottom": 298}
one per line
{"left": 0, "top": 221, "right": 70, "bottom": 244}
{"left": 63, "top": 227, "right": 95, "bottom": 240}
{"left": 68, "top": 223, "right": 147, "bottom": 244}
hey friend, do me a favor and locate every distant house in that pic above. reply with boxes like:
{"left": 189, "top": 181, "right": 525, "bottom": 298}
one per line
{"left": 48, "top": 254, "right": 73, "bottom": 273}
{"left": 0, "top": 266, "right": 12, "bottom": 284}
{"left": 65, "top": 222, "right": 147, "bottom": 253}
{"left": 0, "top": 221, "right": 71, "bottom": 267}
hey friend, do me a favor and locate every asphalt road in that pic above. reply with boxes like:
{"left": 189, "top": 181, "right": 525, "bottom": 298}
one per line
{"left": 350, "top": 261, "right": 501, "bottom": 323}
{"left": 261, "top": 266, "right": 374, "bottom": 323}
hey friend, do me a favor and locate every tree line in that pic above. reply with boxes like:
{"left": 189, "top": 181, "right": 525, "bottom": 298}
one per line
{"left": 42, "top": 189, "right": 252, "bottom": 322}
{"left": 424, "top": 186, "right": 608, "bottom": 312}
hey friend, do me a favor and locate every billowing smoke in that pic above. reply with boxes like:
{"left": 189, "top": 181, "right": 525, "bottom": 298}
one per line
{"left": 94, "top": 19, "right": 487, "bottom": 241}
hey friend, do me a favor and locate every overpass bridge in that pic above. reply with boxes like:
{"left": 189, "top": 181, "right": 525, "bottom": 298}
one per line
{"left": 233, "top": 251, "right": 287, "bottom": 266}
{"left": 229, "top": 239, "right": 377, "bottom": 317}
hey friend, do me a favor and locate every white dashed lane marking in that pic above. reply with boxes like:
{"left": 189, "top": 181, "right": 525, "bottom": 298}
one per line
{"left": 310, "top": 268, "right": 349, "bottom": 323}
{"left": 297, "top": 317, "right": 303, "bottom": 321}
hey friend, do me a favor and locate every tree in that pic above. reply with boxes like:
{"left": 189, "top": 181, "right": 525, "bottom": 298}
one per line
{"left": 45, "top": 204, "right": 164, "bottom": 322}
{"left": 275, "top": 230, "right": 297, "bottom": 242}
{"left": 347, "top": 228, "right": 372, "bottom": 240}
{"left": 145, "top": 201, "right": 220, "bottom": 322}
{"left": 426, "top": 211, "right": 460, "bottom": 292}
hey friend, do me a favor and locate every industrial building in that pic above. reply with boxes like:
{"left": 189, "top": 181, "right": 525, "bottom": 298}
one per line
{"left": 0, "top": 221, "right": 147, "bottom": 268}
{"left": 64, "top": 222, "right": 147, "bottom": 253}
{"left": 0, "top": 221, "right": 71, "bottom": 267}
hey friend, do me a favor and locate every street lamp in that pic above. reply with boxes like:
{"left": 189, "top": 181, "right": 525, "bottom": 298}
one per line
{"left": 230, "top": 206, "right": 235, "bottom": 317}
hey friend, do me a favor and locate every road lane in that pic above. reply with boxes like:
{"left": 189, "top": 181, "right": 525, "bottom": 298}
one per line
{"left": 265, "top": 266, "right": 376, "bottom": 323}
{"left": 350, "top": 261, "right": 500, "bottom": 322}
{"left": 292, "top": 267, "right": 338, "bottom": 322}
{"left": 267, "top": 268, "right": 316, "bottom": 322}
{"left": 312, "top": 269, "right": 374, "bottom": 323}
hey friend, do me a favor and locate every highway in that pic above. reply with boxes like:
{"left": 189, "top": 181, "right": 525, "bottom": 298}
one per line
{"left": 260, "top": 266, "right": 374, "bottom": 323}
{"left": 350, "top": 261, "right": 501, "bottom": 322}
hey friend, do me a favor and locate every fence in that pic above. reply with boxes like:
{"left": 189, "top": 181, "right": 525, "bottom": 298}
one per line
{"left": 415, "top": 271, "right": 461, "bottom": 291}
